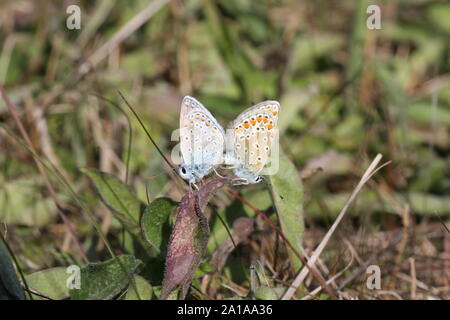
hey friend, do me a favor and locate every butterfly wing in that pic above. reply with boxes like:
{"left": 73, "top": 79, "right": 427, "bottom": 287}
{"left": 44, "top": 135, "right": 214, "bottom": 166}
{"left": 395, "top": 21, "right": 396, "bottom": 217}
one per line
{"left": 179, "top": 96, "right": 225, "bottom": 172}
{"left": 227, "top": 100, "right": 280, "bottom": 183}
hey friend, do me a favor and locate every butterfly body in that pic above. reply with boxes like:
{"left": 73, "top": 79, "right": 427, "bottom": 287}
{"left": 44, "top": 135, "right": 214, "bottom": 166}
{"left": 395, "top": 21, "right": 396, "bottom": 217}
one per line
{"left": 232, "top": 167, "right": 263, "bottom": 184}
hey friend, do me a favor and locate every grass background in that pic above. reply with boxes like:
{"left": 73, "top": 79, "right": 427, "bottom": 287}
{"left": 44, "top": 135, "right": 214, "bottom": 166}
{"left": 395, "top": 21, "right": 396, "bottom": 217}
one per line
{"left": 0, "top": 0, "right": 449, "bottom": 299}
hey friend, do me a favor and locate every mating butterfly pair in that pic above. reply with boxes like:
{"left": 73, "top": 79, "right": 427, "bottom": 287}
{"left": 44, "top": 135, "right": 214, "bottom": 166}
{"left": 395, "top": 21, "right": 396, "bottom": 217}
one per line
{"left": 178, "top": 96, "right": 280, "bottom": 186}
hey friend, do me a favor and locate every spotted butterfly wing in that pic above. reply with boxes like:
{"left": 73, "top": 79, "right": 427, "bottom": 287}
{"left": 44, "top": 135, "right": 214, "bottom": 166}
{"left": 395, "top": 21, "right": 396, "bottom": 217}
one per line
{"left": 178, "top": 96, "right": 225, "bottom": 184}
{"left": 227, "top": 101, "right": 280, "bottom": 184}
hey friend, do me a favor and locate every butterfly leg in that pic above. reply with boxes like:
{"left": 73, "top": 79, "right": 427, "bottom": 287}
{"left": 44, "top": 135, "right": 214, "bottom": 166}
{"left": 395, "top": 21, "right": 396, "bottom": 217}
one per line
{"left": 231, "top": 177, "right": 249, "bottom": 185}
{"left": 212, "top": 167, "right": 226, "bottom": 179}
{"left": 188, "top": 178, "right": 199, "bottom": 191}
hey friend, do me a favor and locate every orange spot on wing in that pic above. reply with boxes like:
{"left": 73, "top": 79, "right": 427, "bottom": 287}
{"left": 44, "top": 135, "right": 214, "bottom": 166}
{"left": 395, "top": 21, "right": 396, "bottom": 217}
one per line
{"left": 263, "top": 118, "right": 268, "bottom": 123}
{"left": 243, "top": 123, "right": 250, "bottom": 129}
{"left": 257, "top": 117, "right": 263, "bottom": 122}
{"left": 272, "top": 111, "right": 278, "bottom": 115}
{"left": 250, "top": 120, "right": 256, "bottom": 125}
{"left": 267, "top": 124, "right": 273, "bottom": 130}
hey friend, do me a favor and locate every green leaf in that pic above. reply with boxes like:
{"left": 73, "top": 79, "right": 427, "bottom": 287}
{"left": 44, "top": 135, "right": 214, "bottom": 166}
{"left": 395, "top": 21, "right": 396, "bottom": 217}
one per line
{"left": 254, "top": 286, "right": 285, "bottom": 300}
{"left": 25, "top": 267, "right": 69, "bottom": 300}
{"left": 193, "top": 263, "right": 214, "bottom": 279}
{"left": 124, "top": 275, "right": 152, "bottom": 300}
{"left": 428, "top": 4, "right": 450, "bottom": 33}
{"left": 69, "top": 255, "right": 141, "bottom": 300}
{"left": 279, "top": 88, "right": 314, "bottom": 134}
{"left": 151, "top": 285, "right": 162, "bottom": 300}
{"left": 268, "top": 149, "right": 304, "bottom": 272}
{"left": 0, "top": 178, "right": 57, "bottom": 227}
{"left": 201, "top": 0, "right": 263, "bottom": 103}
{"left": 81, "top": 168, "right": 154, "bottom": 255}
{"left": 406, "top": 101, "right": 450, "bottom": 126}
{"left": 0, "top": 239, "right": 25, "bottom": 300}
{"left": 80, "top": 168, "right": 142, "bottom": 224}
{"left": 141, "top": 197, "right": 177, "bottom": 253}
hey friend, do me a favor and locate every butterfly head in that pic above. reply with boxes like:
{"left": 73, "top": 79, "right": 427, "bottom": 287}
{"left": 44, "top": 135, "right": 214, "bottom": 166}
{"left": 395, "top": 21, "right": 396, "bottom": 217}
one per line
{"left": 253, "top": 175, "right": 264, "bottom": 183}
{"left": 178, "top": 164, "right": 196, "bottom": 184}
{"left": 245, "top": 174, "right": 263, "bottom": 184}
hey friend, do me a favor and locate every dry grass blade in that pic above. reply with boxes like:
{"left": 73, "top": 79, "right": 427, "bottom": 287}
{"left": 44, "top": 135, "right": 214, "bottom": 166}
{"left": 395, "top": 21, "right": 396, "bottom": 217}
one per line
{"left": 409, "top": 257, "right": 417, "bottom": 299}
{"left": 78, "top": 0, "right": 170, "bottom": 76}
{"left": 282, "top": 153, "right": 389, "bottom": 300}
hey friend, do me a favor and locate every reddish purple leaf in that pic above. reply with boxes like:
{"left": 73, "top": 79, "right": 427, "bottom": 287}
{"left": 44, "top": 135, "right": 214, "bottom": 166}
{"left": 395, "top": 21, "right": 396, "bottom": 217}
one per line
{"left": 160, "top": 177, "right": 226, "bottom": 299}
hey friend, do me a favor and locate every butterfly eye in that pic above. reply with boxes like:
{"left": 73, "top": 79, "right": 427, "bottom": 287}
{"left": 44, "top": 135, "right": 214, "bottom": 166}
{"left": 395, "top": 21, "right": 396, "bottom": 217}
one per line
{"left": 181, "top": 167, "right": 187, "bottom": 174}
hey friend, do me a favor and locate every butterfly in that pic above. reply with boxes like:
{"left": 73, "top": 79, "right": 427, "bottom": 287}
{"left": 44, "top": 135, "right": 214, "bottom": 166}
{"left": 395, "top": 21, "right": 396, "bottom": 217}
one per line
{"left": 178, "top": 96, "right": 280, "bottom": 186}
{"left": 227, "top": 100, "right": 280, "bottom": 184}
{"left": 178, "top": 96, "right": 225, "bottom": 186}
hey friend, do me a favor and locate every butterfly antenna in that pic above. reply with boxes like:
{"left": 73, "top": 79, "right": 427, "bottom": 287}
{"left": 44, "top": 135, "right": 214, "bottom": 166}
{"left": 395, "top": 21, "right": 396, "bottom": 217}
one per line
{"left": 117, "top": 90, "right": 175, "bottom": 172}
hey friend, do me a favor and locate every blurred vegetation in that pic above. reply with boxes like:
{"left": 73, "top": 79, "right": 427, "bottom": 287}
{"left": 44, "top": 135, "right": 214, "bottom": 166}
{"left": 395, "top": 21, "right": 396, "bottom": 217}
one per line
{"left": 0, "top": 0, "right": 449, "bottom": 300}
